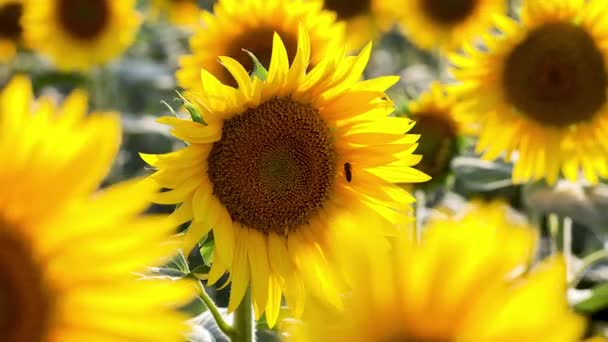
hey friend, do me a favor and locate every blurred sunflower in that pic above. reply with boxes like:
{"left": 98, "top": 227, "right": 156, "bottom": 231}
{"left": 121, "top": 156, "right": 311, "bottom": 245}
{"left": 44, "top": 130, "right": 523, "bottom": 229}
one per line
{"left": 0, "top": 0, "right": 23, "bottom": 62}
{"left": 293, "top": 201, "right": 585, "bottom": 342}
{"left": 393, "top": 0, "right": 506, "bottom": 51}
{"left": 0, "top": 76, "right": 195, "bottom": 341}
{"left": 177, "top": 0, "right": 345, "bottom": 89}
{"left": 451, "top": 0, "right": 608, "bottom": 185}
{"left": 315, "top": 0, "right": 393, "bottom": 50}
{"left": 22, "top": 0, "right": 141, "bottom": 71}
{"left": 149, "top": 0, "right": 200, "bottom": 30}
{"left": 407, "top": 82, "right": 461, "bottom": 186}
{"left": 144, "top": 30, "right": 429, "bottom": 326}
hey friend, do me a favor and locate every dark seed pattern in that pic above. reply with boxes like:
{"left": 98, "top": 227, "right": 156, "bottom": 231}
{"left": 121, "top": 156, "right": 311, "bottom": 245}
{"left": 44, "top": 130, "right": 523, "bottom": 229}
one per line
{"left": 207, "top": 97, "right": 337, "bottom": 235}
{"left": 57, "top": 0, "right": 110, "bottom": 40}
{"left": 503, "top": 22, "right": 607, "bottom": 127}
{"left": 0, "top": 226, "right": 50, "bottom": 342}
{"left": 323, "top": 0, "right": 372, "bottom": 21}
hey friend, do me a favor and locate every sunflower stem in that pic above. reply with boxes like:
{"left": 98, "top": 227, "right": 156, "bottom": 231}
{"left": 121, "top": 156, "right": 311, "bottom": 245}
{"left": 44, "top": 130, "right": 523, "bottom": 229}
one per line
{"left": 548, "top": 213, "right": 560, "bottom": 254}
{"left": 563, "top": 216, "right": 573, "bottom": 281}
{"left": 415, "top": 189, "right": 426, "bottom": 242}
{"left": 232, "top": 288, "right": 254, "bottom": 342}
{"left": 569, "top": 249, "right": 608, "bottom": 288}
{"left": 196, "top": 282, "right": 235, "bottom": 338}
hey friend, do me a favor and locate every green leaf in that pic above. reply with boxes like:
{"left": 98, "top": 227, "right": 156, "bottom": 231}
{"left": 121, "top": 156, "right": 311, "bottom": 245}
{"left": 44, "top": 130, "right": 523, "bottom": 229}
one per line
{"left": 575, "top": 284, "right": 608, "bottom": 314}
{"left": 243, "top": 49, "right": 268, "bottom": 80}
{"left": 200, "top": 238, "right": 215, "bottom": 267}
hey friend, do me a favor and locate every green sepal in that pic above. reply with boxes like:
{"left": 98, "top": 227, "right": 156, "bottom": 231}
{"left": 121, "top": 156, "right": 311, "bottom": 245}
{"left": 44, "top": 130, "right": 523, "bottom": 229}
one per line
{"left": 174, "top": 91, "right": 207, "bottom": 125}
{"left": 243, "top": 49, "right": 268, "bottom": 80}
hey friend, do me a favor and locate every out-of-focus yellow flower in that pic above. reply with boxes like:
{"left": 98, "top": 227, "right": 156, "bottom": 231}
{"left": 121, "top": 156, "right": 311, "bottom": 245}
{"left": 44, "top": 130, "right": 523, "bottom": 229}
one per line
{"left": 314, "top": 0, "right": 394, "bottom": 50}
{"left": 0, "top": 0, "right": 23, "bottom": 62}
{"left": 22, "top": 0, "right": 141, "bottom": 71}
{"left": 451, "top": 0, "right": 608, "bottom": 185}
{"left": 143, "top": 29, "right": 429, "bottom": 327}
{"left": 0, "top": 76, "right": 195, "bottom": 341}
{"left": 392, "top": 0, "right": 506, "bottom": 51}
{"left": 292, "top": 201, "right": 585, "bottom": 342}
{"left": 177, "top": 0, "right": 345, "bottom": 90}
{"left": 407, "top": 82, "right": 462, "bottom": 184}
{"left": 149, "top": 0, "right": 200, "bottom": 30}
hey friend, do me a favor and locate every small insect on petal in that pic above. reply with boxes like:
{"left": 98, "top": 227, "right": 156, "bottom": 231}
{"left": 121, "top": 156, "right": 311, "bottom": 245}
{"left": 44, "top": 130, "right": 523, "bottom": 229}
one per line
{"left": 344, "top": 162, "right": 352, "bottom": 183}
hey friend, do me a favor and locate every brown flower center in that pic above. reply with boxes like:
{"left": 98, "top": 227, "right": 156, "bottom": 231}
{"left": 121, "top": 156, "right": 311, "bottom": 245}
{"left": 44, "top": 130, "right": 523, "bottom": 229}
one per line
{"left": 207, "top": 97, "right": 336, "bottom": 235}
{"left": 0, "top": 3, "right": 22, "bottom": 40}
{"left": 223, "top": 27, "right": 299, "bottom": 87}
{"left": 409, "top": 112, "right": 457, "bottom": 178}
{"left": 323, "top": 0, "right": 372, "bottom": 21}
{"left": 57, "top": 0, "right": 110, "bottom": 40}
{"left": 503, "top": 22, "right": 607, "bottom": 127}
{"left": 0, "top": 226, "right": 50, "bottom": 342}
{"left": 422, "top": 0, "right": 476, "bottom": 25}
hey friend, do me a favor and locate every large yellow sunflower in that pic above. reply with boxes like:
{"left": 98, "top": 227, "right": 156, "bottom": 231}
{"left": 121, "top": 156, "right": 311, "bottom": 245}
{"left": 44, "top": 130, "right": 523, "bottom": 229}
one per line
{"left": 177, "top": 0, "right": 345, "bottom": 90}
{"left": 451, "top": 0, "right": 608, "bottom": 185}
{"left": 149, "top": 0, "right": 200, "bottom": 30}
{"left": 293, "top": 201, "right": 585, "bottom": 342}
{"left": 0, "top": 0, "right": 23, "bottom": 62}
{"left": 392, "top": 0, "right": 506, "bottom": 51}
{"left": 407, "top": 82, "right": 462, "bottom": 184}
{"left": 22, "top": 0, "right": 141, "bottom": 71}
{"left": 0, "top": 76, "right": 195, "bottom": 341}
{"left": 144, "top": 29, "right": 429, "bottom": 327}
{"left": 314, "top": 0, "right": 394, "bottom": 50}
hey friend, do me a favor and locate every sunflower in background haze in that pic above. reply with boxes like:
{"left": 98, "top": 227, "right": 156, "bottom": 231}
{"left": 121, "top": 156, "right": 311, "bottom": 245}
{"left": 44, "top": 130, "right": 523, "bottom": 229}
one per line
{"left": 315, "top": 0, "right": 394, "bottom": 51}
{"left": 177, "top": 0, "right": 345, "bottom": 89}
{"left": 407, "top": 82, "right": 462, "bottom": 187}
{"left": 0, "top": 76, "right": 195, "bottom": 341}
{"left": 22, "top": 0, "right": 141, "bottom": 71}
{"left": 292, "top": 201, "right": 585, "bottom": 342}
{"left": 451, "top": 0, "right": 608, "bottom": 185}
{"left": 144, "top": 29, "right": 429, "bottom": 327}
{"left": 149, "top": 0, "right": 200, "bottom": 30}
{"left": 393, "top": 0, "right": 506, "bottom": 51}
{"left": 0, "top": 0, "right": 23, "bottom": 62}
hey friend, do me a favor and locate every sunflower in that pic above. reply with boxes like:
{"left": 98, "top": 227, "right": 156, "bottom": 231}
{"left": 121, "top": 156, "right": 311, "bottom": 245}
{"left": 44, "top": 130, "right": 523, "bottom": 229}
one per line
{"left": 0, "top": 76, "right": 195, "bottom": 341}
{"left": 293, "top": 201, "right": 585, "bottom": 342}
{"left": 22, "top": 0, "right": 141, "bottom": 71}
{"left": 451, "top": 0, "right": 608, "bottom": 185}
{"left": 177, "top": 0, "right": 345, "bottom": 90}
{"left": 392, "top": 0, "right": 506, "bottom": 51}
{"left": 406, "top": 82, "right": 461, "bottom": 186}
{"left": 149, "top": 0, "right": 200, "bottom": 29}
{"left": 144, "top": 29, "right": 429, "bottom": 327}
{"left": 314, "top": 0, "right": 394, "bottom": 50}
{"left": 0, "top": 0, "right": 23, "bottom": 62}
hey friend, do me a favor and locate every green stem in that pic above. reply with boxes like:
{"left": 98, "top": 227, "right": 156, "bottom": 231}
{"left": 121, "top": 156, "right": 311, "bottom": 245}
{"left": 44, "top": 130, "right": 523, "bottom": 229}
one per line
{"left": 569, "top": 249, "right": 608, "bottom": 288}
{"left": 196, "top": 282, "right": 235, "bottom": 338}
{"left": 548, "top": 213, "right": 560, "bottom": 254}
{"left": 231, "top": 289, "right": 254, "bottom": 342}
{"left": 415, "top": 189, "right": 426, "bottom": 242}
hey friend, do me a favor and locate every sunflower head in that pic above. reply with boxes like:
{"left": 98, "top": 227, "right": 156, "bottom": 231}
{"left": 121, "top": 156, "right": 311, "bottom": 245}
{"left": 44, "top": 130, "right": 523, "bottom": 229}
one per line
{"left": 0, "top": 76, "right": 195, "bottom": 341}
{"left": 292, "top": 200, "right": 585, "bottom": 342}
{"left": 451, "top": 0, "right": 608, "bottom": 184}
{"left": 0, "top": 0, "right": 24, "bottom": 62}
{"left": 392, "top": 0, "right": 506, "bottom": 51}
{"left": 317, "top": 0, "right": 394, "bottom": 50}
{"left": 406, "top": 82, "right": 461, "bottom": 188}
{"left": 22, "top": 0, "right": 141, "bottom": 70}
{"left": 177, "top": 0, "right": 345, "bottom": 90}
{"left": 149, "top": 0, "right": 200, "bottom": 29}
{"left": 145, "top": 28, "right": 429, "bottom": 326}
